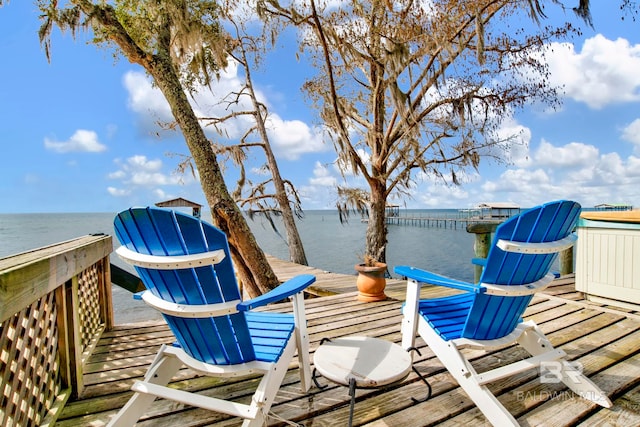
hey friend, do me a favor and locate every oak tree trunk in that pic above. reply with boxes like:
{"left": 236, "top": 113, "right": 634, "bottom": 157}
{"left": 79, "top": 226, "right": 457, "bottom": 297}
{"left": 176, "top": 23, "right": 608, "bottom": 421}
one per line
{"left": 365, "top": 181, "right": 388, "bottom": 264}
{"left": 147, "top": 58, "right": 278, "bottom": 298}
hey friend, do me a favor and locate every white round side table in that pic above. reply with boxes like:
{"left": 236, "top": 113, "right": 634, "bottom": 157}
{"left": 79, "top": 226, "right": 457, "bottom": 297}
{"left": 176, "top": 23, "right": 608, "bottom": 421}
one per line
{"left": 312, "top": 336, "right": 412, "bottom": 426}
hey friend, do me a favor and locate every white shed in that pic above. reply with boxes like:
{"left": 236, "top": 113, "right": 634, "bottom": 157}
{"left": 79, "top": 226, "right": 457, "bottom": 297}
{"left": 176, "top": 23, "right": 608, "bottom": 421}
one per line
{"left": 575, "top": 210, "right": 640, "bottom": 310}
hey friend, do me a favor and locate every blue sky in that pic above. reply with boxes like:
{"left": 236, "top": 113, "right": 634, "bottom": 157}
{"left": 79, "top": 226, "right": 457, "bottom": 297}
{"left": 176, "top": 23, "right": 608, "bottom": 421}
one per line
{"left": 1, "top": 1, "right": 639, "bottom": 213}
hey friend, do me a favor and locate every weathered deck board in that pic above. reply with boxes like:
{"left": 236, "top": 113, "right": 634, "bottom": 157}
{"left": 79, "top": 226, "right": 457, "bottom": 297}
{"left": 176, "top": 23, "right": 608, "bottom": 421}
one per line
{"left": 57, "top": 263, "right": 640, "bottom": 426}
{"left": 265, "top": 254, "right": 453, "bottom": 301}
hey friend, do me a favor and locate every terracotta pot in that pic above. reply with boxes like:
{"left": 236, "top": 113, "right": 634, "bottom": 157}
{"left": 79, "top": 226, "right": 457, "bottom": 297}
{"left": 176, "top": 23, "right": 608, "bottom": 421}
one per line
{"left": 355, "top": 262, "right": 387, "bottom": 302}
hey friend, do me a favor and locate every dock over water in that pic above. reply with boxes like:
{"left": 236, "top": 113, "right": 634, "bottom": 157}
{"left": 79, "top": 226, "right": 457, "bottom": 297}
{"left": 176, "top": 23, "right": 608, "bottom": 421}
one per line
{"left": 385, "top": 215, "right": 501, "bottom": 229}
{"left": 3, "top": 236, "right": 640, "bottom": 426}
{"left": 384, "top": 203, "right": 520, "bottom": 229}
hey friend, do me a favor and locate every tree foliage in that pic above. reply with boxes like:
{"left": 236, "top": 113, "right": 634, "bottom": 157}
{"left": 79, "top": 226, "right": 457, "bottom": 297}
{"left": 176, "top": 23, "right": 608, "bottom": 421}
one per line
{"left": 34, "top": 0, "right": 281, "bottom": 297}
{"left": 204, "top": 16, "right": 309, "bottom": 265}
{"left": 259, "top": 0, "right": 581, "bottom": 262}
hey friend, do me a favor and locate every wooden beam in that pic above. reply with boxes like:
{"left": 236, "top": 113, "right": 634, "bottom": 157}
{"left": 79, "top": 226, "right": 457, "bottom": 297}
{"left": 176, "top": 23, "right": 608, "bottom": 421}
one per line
{"left": 110, "top": 263, "right": 146, "bottom": 293}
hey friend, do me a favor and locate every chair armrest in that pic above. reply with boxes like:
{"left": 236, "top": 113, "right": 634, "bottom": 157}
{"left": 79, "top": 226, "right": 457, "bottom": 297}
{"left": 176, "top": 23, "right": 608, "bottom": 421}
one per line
{"left": 471, "top": 258, "right": 487, "bottom": 267}
{"left": 237, "top": 274, "right": 316, "bottom": 311}
{"left": 394, "top": 265, "right": 480, "bottom": 293}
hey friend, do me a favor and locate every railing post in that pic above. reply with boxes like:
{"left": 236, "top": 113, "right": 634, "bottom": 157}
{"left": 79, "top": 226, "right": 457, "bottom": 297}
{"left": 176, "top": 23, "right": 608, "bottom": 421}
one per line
{"left": 66, "top": 276, "right": 85, "bottom": 398}
{"left": 100, "top": 258, "right": 115, "bottom": 330}
{"left": 559, "top": 247, "right": 574, "bottom": 276}
{"left": 466, "top": 222, "right": 499, "bottom": 283}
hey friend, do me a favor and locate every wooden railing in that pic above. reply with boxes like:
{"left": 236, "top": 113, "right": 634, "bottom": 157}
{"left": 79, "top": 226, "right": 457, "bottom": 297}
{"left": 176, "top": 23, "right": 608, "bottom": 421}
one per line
{"left": 0, "top": 234, "right": 113, "bottom": 427}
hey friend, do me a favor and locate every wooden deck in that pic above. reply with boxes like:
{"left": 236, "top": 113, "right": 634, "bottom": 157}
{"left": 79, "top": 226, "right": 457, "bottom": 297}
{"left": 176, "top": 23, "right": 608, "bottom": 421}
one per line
{"left": 265, "top": 255, "right": 407, "bottom": 298}
{"left": 57, "top": 263, "right": 640, "bottom": 426}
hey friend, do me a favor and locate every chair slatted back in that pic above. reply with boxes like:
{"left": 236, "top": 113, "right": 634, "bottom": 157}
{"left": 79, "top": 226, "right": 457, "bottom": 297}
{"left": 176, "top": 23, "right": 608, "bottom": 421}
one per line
{"left": 462, "top": 200, "right": 581, "bottom": 340}
{"left": 114, "top": 207, "right": 256, "bottom": 364}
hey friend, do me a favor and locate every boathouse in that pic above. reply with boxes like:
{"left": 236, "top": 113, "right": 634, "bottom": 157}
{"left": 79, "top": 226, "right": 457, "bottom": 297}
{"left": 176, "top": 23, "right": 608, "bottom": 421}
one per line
{"left": 385, "top": 203, "right": 400, "bottom": 217}
{"left": 594, "top": 203, "right": 633, "bottom": 211}
{"left": 477, "top": 202, "right": 520, "bottom": 219}
{"left": 155, "top": 197, "right": 202, "bottom": 218}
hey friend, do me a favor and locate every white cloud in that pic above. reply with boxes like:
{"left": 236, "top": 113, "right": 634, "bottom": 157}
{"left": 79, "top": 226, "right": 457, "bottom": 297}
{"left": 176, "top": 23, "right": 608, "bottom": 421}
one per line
{"left": 123, "top": 72, "right": 173, "bottom": 123}
{"left": 621, "top": 118, "right": 640, "bottom": 154}
{"left": 545, "top": 35, "right": 640, "bottom": 109}
{"left": 107, "top": 187, "right": 131, "bottom": 197}
{"left": 127, "top": 155, "right": 163, "bottom": 172}
{"left": 108, "top": 170, "right": 126, "bottom": 180}
{"left": 108, "top": 155, "right": 195, "bottom": 197}
{"left": 331, "top": 148, "right": 371, "bottom": 176}
{"left": 477, "top": 136, "right": 640, "bottom": 209}
{"left": 483, "top": 168, "right": 551, "bottom": 193}
{"left": 44, "top": 129, "right": 107, "bottom": 153}
{"left": 627, "top": 156, "right": 640, "bottom": 176}
{"left": 496, "top": 117, "right": 532, "bottom": 168}
{"left": 417, "top": 183, "right": 470, "bottom": 207}
{"left": 297, "top": 161, "right": 341, "bottom": 209}
{"left": 265, "top": 117, "right": 329, "bottom": 160}
{"left": 250, "top": 166, "right": 270, "bottom": 176}
{"left": 534, "top": 140, "right": 599, "bottom": 169}
{"left": 123, "top": 61, "right": 328, "bottom": 160}
{"left": 309, "top": 162, "right": 337, "bottom": 187}
{"left": 153, "top": 188, "right": 170, "bottom": 200}
{"left": 593, "top": 152, "right": 626, "bottom": 185}
{"left": 105, "top": 154, "right": 206, "bottom": 208}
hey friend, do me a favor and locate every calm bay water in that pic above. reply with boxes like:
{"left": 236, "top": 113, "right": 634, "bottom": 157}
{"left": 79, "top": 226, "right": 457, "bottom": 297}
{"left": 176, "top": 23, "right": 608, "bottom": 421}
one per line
{"left": 0, "top": 209, "right": 476, "bottom": 323}
{"left": 248, "top": 209, "right": 476, "bottom": 281}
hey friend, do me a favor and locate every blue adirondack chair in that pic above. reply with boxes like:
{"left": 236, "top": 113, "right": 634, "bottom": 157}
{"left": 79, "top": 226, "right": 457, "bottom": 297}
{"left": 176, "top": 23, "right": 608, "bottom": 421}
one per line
{"left": 395, "top": 200, "right": 611, "bottom": 426}
{"left": 108, "top": 207, "right": 315, "bottom": 427}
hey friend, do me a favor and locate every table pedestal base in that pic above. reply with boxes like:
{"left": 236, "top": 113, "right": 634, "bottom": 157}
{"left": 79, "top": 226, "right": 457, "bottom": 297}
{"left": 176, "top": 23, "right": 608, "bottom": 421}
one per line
{"left": 312, "top": 336, "right": 431, "bottom": 426}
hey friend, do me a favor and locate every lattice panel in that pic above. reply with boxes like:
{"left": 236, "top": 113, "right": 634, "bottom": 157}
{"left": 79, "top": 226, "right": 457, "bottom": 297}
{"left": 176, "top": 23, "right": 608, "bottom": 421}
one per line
{"left": 0, "top": 292, "right": 61, "bottom": 427}
{"left": 77, "top": 264, "right": 104, "bottom": 352}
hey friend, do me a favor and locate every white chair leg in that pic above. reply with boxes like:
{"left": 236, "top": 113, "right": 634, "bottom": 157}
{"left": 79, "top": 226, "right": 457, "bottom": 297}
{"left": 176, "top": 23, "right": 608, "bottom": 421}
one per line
{"left": 401, "top": 279, "right": 421, "bottom": 352}
{"left": 516, "top": 322, "right": 612, "bottom": 408}
{"left": 556, "top": 360, "right": 612, "bottom": 407}
{"left": 418, "top": 320, "right": 520, "bottom": 427}
{"left": 292, "top": 292, "right": 312, "bottom": 391}
{"left": 242, "top": 339, "right": 298, "bottom": 427}
{"left": 108, "top": 345, "right": 183, "bottom": 426}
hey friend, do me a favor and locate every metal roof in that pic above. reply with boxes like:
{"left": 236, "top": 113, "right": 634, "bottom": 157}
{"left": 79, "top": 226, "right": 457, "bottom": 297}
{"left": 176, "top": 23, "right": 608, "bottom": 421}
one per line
{"left": 476, "top": 202, "right": 520, "bottom": 209}
{"left": 155, "top": 197, "right": 202, "bottom": 208}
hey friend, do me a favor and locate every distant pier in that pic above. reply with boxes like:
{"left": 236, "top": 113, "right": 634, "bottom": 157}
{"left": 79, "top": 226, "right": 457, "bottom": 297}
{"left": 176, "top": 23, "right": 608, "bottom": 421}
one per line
{"left": 383, "top": 203, "right": 520, "bottom": 229}
{"left": 385, "top": 214, "right": 501, "bottom": 229}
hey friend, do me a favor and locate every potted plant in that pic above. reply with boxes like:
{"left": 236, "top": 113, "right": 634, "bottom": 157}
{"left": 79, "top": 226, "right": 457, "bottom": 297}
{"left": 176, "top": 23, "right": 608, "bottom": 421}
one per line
{"left": 355, "top": 254, "right": 387, "bottom": 302}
